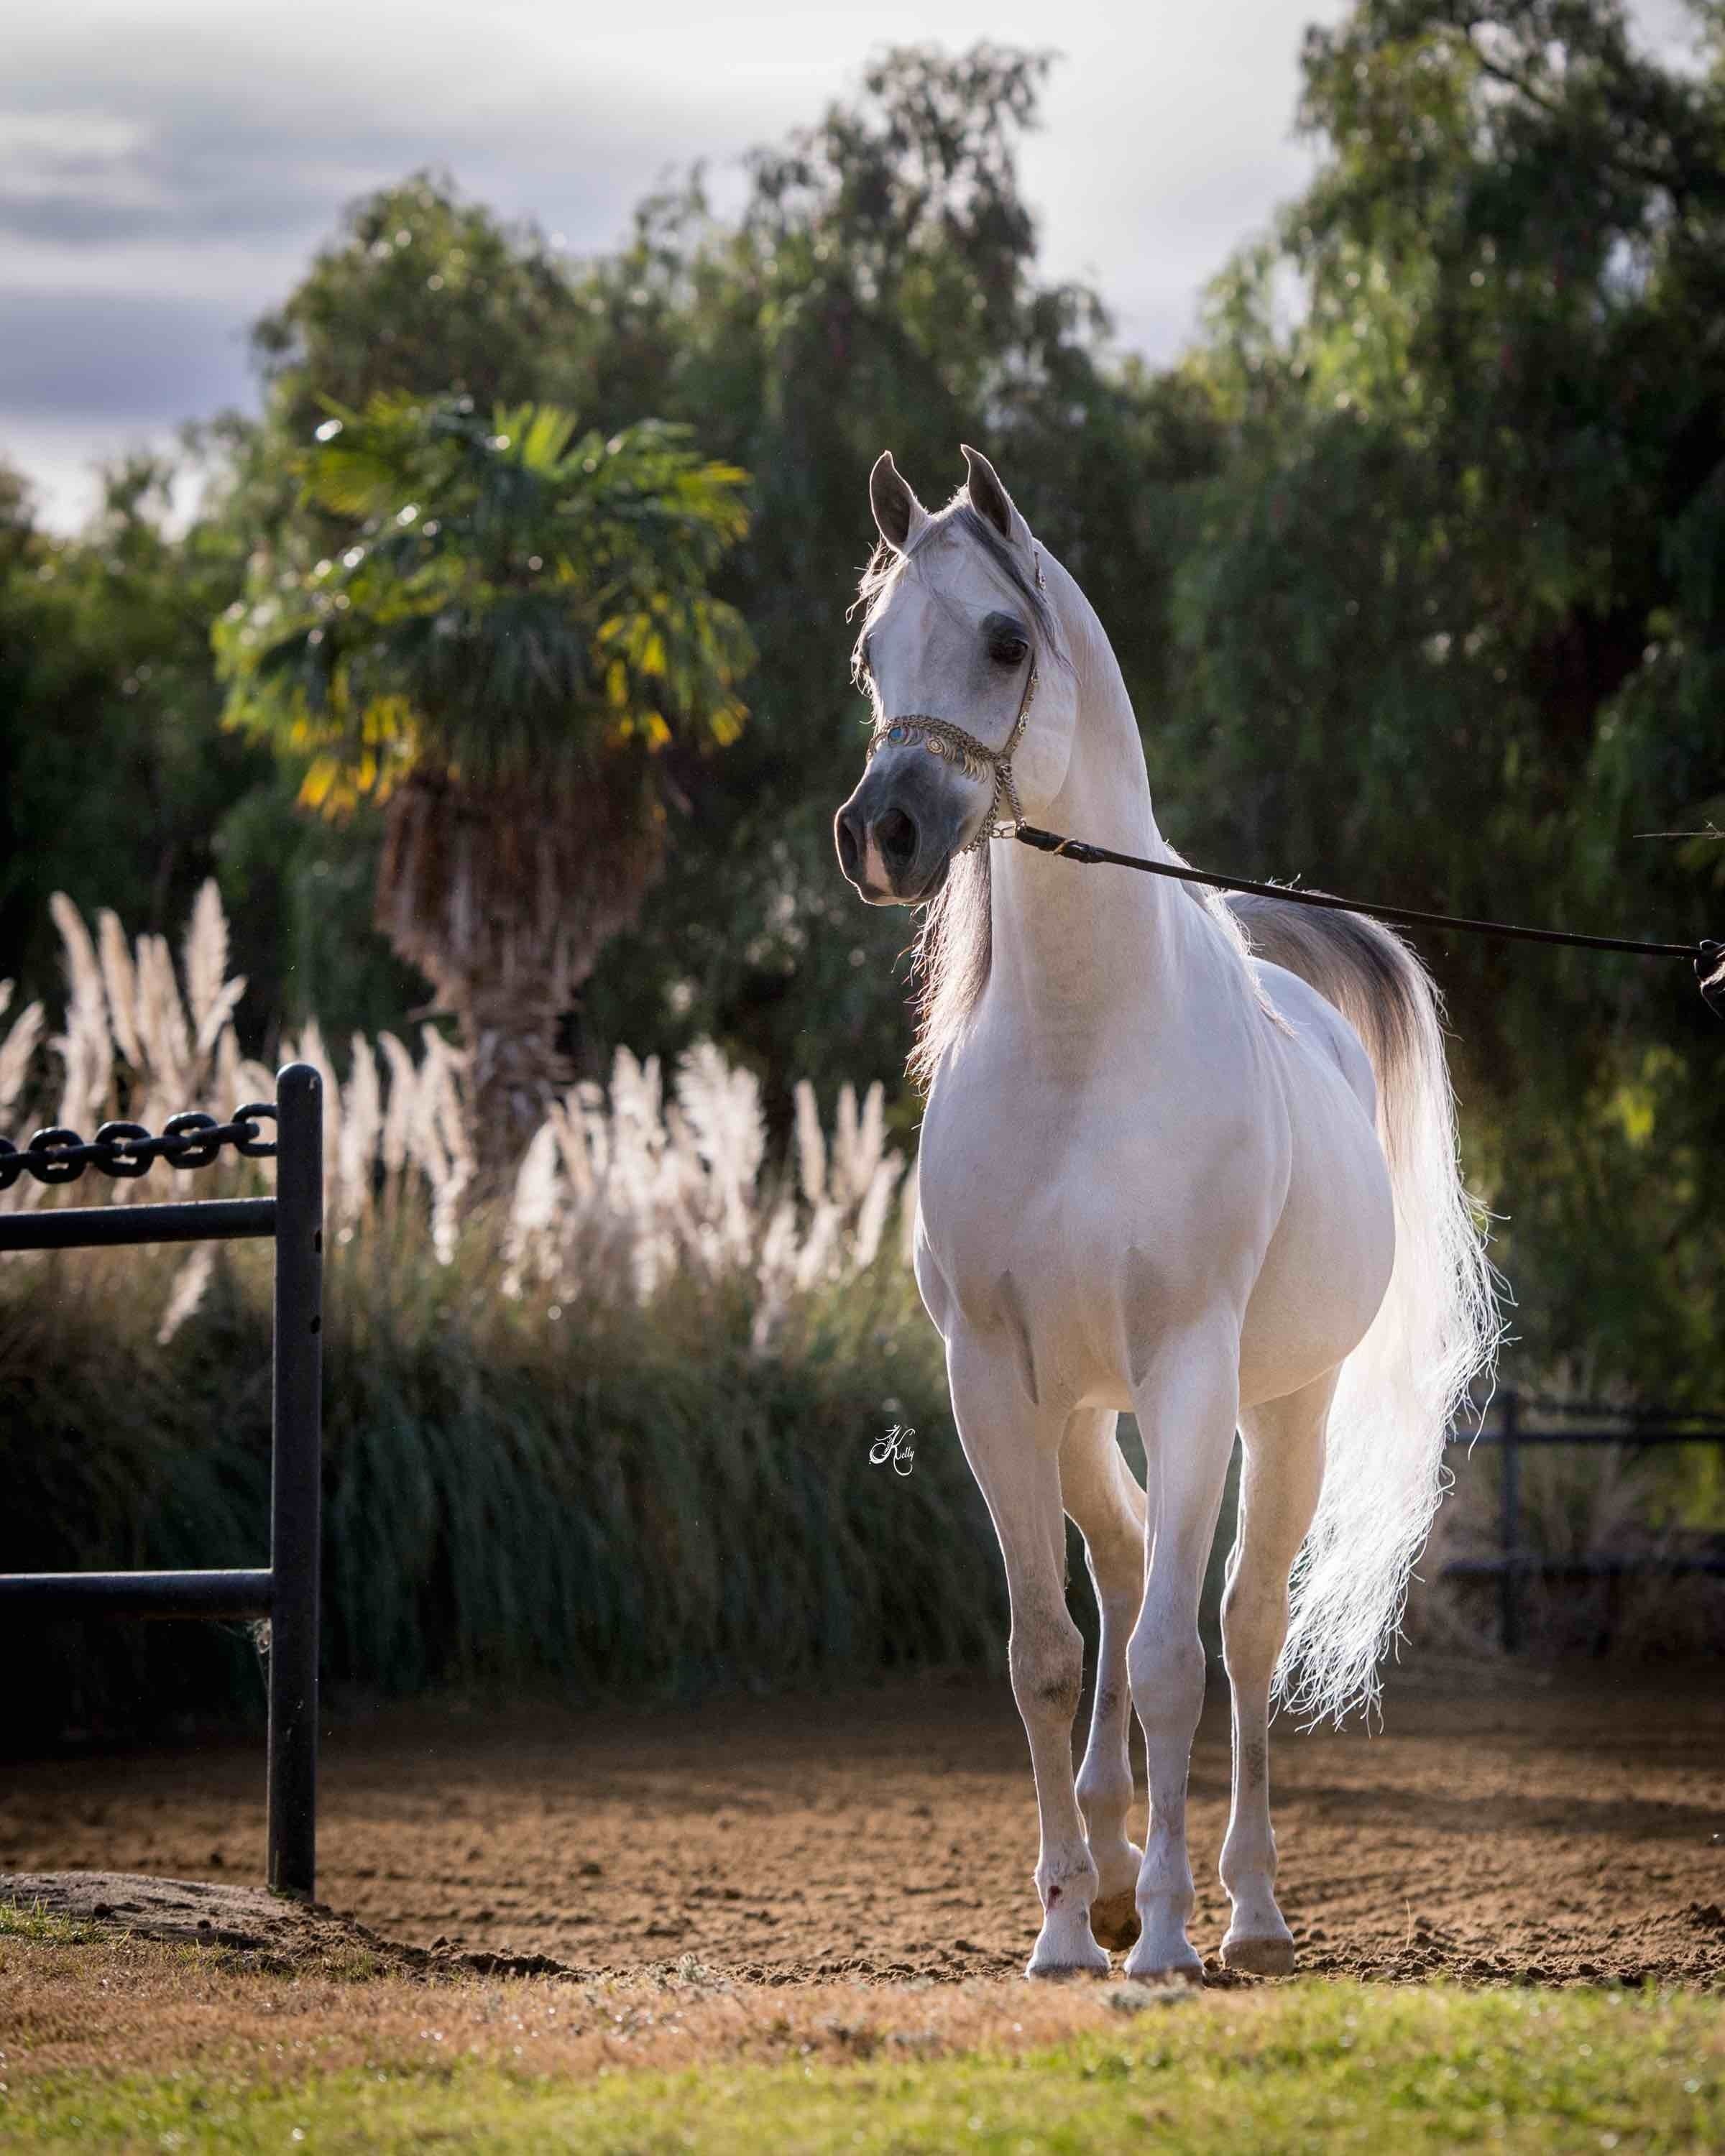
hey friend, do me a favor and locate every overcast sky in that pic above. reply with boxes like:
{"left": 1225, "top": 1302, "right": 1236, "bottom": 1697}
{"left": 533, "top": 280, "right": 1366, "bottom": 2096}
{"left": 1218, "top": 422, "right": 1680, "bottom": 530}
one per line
{"left": 2, "top": 0, "right": 1702, "bottom": 529}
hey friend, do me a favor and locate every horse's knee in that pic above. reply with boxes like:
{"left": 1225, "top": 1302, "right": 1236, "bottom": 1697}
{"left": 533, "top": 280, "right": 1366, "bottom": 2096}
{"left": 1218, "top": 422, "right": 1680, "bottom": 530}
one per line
{"left": 1127, "top": 1614, "right": 1205, "bottom": 1736}
{"left": 1010, "top": 1613, "right": 1084, "bottom": 1726}
{"left": 1221, "top": 1570, "right": 1289, "bottom": 1682}
{"left": 1075, "top": 1714, "right": 1133, "bottom": 1819}
{"left": 1083, "top": 1533, "right": 1144, "bottom": 1616}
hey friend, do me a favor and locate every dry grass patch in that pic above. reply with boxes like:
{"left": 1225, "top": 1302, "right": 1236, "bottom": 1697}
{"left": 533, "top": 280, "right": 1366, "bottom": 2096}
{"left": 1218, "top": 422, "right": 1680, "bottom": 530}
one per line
{"left": 1, "top": 1927, "right": 1171, "bottom": 2084}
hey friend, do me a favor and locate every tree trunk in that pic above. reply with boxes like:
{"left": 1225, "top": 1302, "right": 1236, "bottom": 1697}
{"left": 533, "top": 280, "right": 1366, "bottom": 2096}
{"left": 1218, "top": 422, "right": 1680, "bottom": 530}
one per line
{"left": 373, "top": 763, "right": 662, "bottom": 1181}
{"left": 455, "top": 978, "right": 572, "bottom": 1179}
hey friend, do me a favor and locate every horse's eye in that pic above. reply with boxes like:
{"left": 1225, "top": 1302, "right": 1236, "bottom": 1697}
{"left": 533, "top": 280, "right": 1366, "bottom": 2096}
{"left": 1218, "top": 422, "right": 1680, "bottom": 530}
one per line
{"left": 990, "top": 637, "right": 1029, "bottom": 667}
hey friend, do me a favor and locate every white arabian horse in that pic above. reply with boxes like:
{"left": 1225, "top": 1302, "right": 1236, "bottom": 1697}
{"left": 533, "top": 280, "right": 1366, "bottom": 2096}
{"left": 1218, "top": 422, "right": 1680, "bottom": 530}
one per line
{"left": 834, "top": 448, "right": 1495, "bottom": 1981}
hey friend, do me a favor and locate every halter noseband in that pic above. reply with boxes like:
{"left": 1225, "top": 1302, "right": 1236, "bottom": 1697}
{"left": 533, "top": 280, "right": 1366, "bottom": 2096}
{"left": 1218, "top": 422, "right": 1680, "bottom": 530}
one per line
{"left": 865, "top": 544, "right": 1046, "bottom": 854}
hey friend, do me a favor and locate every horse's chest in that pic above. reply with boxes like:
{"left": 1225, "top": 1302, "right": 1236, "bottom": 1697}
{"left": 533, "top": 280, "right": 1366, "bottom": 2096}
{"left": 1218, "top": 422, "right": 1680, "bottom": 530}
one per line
{"left": 922, "top": 1054, "right": 1268, "bottom": 1235}
{"left": 915, "top": 1082, "right": 1275, "bottom": 1381}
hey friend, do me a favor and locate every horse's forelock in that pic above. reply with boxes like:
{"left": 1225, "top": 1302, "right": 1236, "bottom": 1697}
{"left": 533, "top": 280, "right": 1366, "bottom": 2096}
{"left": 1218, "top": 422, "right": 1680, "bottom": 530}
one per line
{"left": 849, "top": 498, "right": 1062, "bottom": 694}
{"left": 942, "top": 502, "right": 1062, "bottom": 653}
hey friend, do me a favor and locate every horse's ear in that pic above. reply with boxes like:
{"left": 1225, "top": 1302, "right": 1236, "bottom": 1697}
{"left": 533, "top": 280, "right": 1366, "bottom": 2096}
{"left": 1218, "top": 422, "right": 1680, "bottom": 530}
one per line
{"left": 869, "top": 451, "right": 926, "bottom": 553}
{"left": 960, "top": 443, "right": 1023, "bottom": 545}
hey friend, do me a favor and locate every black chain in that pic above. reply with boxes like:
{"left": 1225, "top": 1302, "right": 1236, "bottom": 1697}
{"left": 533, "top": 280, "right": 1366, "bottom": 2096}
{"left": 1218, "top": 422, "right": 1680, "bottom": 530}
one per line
{"left": 0, "top": 1105, "right": 277, "bottom": 1193}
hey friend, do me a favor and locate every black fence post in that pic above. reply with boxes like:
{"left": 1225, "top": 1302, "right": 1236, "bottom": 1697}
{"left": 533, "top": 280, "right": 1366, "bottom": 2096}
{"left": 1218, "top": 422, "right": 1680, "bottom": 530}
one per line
{"left": 267, "top": 1062, "right": 322, "bottom": 1901}
{"left": 1499, "top": 1388, "right": 1522, "bottom": 1654}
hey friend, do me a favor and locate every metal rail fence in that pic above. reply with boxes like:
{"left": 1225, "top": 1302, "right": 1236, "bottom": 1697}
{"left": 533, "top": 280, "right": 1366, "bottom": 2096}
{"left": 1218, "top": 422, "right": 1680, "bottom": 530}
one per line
{"left": 0, "top": 1064, "right": 323, "bottom": 1899}
{"left": 1442, "top": 1388, "right": 1725, "bottom": 1652}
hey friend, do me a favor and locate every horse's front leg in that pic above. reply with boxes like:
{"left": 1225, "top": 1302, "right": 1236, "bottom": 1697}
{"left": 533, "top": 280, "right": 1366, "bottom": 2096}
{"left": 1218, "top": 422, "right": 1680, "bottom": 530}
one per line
{"left": 1060, "top": 1409, "right": 1146, "bottom": 1951}
{"left": 949, "top": 1333, "right": 1108, "bottom": 1977}
{"left": 1123, "top": 1325, "right": 1241, "bottom": 1982}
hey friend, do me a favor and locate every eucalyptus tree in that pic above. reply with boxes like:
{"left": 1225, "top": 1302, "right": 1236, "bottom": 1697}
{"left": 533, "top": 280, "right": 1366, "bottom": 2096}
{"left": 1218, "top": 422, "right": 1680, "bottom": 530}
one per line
{"left": 218, "top": 395, "right": 753, "bottom": 1159}
{"left": 252, "top": 174, "right": 588, "bottom": 440}
{"left": 1164, "top": 0, "right": 1725, "bottom": 1394}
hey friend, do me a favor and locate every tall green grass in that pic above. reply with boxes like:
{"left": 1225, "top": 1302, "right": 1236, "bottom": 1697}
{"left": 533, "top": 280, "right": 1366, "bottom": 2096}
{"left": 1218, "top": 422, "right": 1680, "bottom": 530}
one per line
{"left": 2, "top": 1202, "right": 999, "bottom": 1745}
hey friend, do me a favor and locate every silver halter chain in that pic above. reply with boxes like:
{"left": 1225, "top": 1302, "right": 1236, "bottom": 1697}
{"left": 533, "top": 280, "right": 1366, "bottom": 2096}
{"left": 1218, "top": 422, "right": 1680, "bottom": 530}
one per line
{"left": 865, "top": 545, "right": 1045, "bottom": 854}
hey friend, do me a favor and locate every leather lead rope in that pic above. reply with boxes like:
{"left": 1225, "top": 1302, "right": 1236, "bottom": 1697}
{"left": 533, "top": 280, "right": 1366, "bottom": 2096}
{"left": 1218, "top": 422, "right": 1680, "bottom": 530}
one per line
{"left": 1011, "top": 824, "right": 1725, "bottom": 1019}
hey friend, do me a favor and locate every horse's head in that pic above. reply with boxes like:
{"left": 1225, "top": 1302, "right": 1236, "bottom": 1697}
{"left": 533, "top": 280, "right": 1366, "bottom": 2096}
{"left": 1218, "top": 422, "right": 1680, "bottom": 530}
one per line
{"left": 834, "top": 447, "right": 1075, "bottom": 905}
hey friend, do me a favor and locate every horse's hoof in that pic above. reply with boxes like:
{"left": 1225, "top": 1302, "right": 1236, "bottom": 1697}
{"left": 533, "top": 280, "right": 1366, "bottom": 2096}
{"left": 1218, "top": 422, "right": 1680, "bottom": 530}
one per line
{"left": 1119, "top": 1954, "right": 1204, "bottom": 1988}
{"left": 1026, "top": 1926, "right": 1110, "bottom": 1980}
{"left": 1025, "top": 1952, "right": 1110, "bottom": 1981}
{"left": 1090, "top": 1892, "right": 1141, "bottom": 1953}
{"left": 1220, "top": 1933, "right": 1297, "bottom": 1977}
{"left": 1121, "top": 1938, "right": 1204, "bottom": 1985}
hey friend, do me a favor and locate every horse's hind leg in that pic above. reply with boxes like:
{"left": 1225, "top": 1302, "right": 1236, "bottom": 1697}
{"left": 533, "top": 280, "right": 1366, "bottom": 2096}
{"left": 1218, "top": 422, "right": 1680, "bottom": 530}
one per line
{"left": 1219, "top": 1370, "right": 1334, "bottom": 1976}
{"left": 1122, "top": 1327, "right": 1241, "bottom": 1982}
{"left": 1060, "top": 1409, "right": 1146, "bottom": 1952}
{"left": 948, "top": 1335, "right": 1108, "bottom": 1977}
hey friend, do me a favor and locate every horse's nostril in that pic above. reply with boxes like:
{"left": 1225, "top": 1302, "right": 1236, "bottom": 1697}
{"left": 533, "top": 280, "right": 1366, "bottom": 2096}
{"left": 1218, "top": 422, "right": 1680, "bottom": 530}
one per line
{"left": 878, "top": 807, "right": 919, "bottom": 868}
{"left": 835, "top": 808, "right": 862, "bottom": 881}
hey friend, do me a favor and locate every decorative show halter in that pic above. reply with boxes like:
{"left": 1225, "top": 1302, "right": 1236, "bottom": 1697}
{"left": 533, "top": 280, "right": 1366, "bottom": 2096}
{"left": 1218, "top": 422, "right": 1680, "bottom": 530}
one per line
{"left": 865, "top": 545, "right": 1045, "bottom": 853}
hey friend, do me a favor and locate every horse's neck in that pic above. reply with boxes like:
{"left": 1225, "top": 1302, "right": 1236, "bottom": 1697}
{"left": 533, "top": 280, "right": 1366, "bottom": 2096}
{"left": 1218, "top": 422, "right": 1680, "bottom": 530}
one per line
{"left": 988, "top": 579, "right": 1186, "bottom": 1051}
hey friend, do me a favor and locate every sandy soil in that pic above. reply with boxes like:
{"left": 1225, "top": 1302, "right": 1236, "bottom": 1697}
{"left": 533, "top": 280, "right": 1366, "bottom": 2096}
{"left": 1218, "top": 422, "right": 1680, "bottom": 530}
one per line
{"left": 3, "top": 1664, "right": 1721, "bottom": 1989}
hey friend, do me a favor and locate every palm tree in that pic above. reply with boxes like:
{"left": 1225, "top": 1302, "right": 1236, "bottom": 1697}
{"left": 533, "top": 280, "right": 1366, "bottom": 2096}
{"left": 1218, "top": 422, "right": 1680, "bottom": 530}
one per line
{"left": 219, "top": 395, "right": 753, "bottom": 1164}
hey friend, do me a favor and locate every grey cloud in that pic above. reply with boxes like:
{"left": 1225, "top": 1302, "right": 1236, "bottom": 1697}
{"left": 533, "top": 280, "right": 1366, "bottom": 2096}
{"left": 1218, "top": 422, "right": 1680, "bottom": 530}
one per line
{"left": 0, "top": 43, "right": 762, "bottom": 258}
{"left": 0, "top": 289, "right": 251, "bottom": 419}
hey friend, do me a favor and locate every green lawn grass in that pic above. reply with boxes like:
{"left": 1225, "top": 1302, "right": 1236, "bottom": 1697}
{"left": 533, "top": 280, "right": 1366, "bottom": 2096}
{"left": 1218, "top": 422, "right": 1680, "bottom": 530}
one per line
{"left": 0, "top": 1904, "right": 96, "bottom": 1949}
{"left": 6, "top": 1984, "right": 1721, "bottom": 2155}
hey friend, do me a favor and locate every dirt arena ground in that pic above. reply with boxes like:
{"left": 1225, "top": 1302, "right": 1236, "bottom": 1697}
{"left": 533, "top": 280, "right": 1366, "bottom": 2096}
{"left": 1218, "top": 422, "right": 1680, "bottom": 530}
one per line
{"left": 3, "top": 1664, "right": 1722, "bottom": 1989}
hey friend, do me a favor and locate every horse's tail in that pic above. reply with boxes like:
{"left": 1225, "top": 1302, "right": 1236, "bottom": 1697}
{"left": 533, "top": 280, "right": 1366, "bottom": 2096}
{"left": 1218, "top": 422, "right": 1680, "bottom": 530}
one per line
{"left": 1228, "top": 895, "right": 1501, "bottom": 1724}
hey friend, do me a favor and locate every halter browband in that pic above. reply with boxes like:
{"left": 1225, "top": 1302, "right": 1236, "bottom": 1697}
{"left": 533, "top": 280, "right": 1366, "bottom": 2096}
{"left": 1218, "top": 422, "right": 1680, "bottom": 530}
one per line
{"left": 864, "top": 544, "right": 1046, "bottom": 854}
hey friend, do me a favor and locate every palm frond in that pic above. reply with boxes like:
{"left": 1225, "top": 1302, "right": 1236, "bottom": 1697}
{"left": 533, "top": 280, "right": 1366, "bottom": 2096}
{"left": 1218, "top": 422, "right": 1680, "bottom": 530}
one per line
{"left": 220, "top": 392, "right": 754, "bottom": 798}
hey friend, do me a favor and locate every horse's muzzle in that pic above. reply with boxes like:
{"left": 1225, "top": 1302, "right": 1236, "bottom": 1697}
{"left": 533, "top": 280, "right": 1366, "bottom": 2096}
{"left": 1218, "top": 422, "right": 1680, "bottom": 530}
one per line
{"left": 834, "top": 765, "right": 963, "bottom": 904}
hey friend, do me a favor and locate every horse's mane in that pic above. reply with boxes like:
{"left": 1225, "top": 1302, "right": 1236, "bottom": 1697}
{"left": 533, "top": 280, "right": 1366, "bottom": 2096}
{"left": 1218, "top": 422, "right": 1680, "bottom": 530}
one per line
{"left": 907, "top": 841, "right": 993, "bottom": 1093}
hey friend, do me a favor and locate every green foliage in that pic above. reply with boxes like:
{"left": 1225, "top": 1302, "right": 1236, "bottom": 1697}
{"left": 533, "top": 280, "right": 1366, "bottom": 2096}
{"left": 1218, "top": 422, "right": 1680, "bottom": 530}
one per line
{"left": 217, "top": 395, "right": 753, "bottom": 808}
{"left": 250, "top": 172, "right": 592, "bottom": 441}
{"left": 211, "top": 770, "right": 428, "bottom": 1047}
{"left": 549, "top": 47, "right": 1225, "bottom": 1102}
{"left": 0, "top": 458, "right": 272, "bottom": 1024}
{"left": 212, "top": 392, "right": 757, "bottom": 1148}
